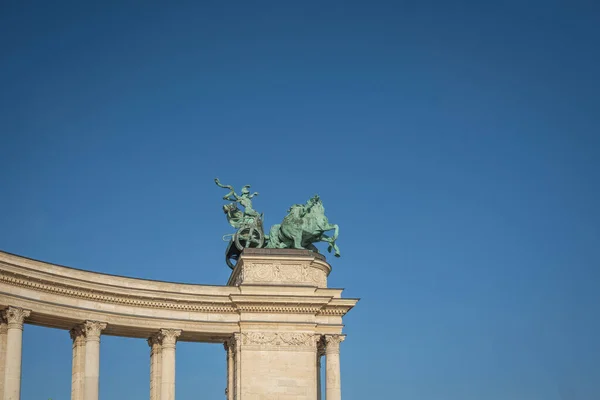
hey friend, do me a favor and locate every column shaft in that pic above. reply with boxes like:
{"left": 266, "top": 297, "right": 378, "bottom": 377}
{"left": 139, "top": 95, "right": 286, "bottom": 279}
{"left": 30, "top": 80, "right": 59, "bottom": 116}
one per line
{"left": 224, "top": 340, "right": 234, "bottom": 400}
{"left": 233, "top": 333, "right": 241, "bottom": 400}
{"left": 317, "top": 339, "right": 325, "bottom": 400}
{"left": 0, "top": 317, "right": 8, "bottom": 400}
{"left": 324, "top": 335, "right": 345, "bottom": 400}
{"left": 2, "top": 307, "right": 30, "bottom": 400}
{"left": 70, "top": 326, "right": 86, "bottom": 400}
{"left": 159, "top": 329, "right": 180, "bottom": 400}
{"left": 317, "top": 356, "right": 322, "bottom": 400}
{"left": 83, "top": 321, "right": 107, "bottom": 400}
{"left": 148, "top": 333, "right": 163, "bottom": 400}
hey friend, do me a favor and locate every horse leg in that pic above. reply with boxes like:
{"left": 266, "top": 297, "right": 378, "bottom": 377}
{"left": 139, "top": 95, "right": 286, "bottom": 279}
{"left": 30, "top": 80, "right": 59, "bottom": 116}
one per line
{"left": 293, "top": 234, "right": 304, "bottom": 249}
{"left": 320, "top": 233, "right": 341, "bottom": 257}
{"left": 265, "top": 225, "right": 281, "bottom": 249}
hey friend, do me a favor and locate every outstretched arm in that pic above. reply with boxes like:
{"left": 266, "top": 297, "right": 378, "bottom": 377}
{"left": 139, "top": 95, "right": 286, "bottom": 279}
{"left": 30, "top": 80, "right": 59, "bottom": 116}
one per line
{"left": 215, "top": 178, "right": 239, "bottom": 201}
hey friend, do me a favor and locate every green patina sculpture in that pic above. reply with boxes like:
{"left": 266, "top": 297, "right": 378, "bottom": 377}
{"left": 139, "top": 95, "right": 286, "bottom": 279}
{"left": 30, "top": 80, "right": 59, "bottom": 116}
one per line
{"left": 215, "top": 178, "right": 261, "bottom": 229}
{"left": 215, "top": 178, "right": 340, "bottom": 269}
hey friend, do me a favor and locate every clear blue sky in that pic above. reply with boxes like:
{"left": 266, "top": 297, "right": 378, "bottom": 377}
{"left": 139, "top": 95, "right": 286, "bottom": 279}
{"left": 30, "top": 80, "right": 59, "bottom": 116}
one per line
{"left": 1, "top": 1, "right": 599, "bottom": 399}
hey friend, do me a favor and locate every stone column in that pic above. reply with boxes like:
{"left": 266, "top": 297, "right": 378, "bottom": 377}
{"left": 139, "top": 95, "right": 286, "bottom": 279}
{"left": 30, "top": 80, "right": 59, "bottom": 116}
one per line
{"left": 316, "top": 338, "right": 325, "bottom": 400}
{"left": 159, "top": 329, "right": 181, "bottom": 400}
{"left": 2, "top": 307, "right": 31, "bottom": 400}
{"left": 148, "top": 332, "right": 163, "bottom": 400}
{"left": 324, "top": 335, "right": 345, "bottom": 400}
{"left": 70, "top": 326, "right": 86, "bottom": 400}
{"left": 0, "top": 315, "right": 8, "bottom": 400}
{"left": 83, "top": 321, "right": 107, "bottom": 400}
{"left": 224, "top": 339, "right": 234, "bottom": 400}
{"left": 232, "top": 333, "right": 241, "bottom": 400}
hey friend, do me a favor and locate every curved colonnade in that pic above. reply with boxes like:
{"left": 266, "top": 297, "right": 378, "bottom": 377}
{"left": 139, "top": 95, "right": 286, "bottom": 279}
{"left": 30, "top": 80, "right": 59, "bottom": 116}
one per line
{"left": 0, "top": 249, "right": 357, "bottom": 400}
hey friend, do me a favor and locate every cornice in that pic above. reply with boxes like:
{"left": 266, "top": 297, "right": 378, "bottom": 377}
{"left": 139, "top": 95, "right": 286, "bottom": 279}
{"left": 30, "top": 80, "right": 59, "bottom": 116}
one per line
{"left": 0, "top": 249, "right": 358, "bottom": 340}
{"left": 0, "top": 269, "right": 236, "bottom": 313}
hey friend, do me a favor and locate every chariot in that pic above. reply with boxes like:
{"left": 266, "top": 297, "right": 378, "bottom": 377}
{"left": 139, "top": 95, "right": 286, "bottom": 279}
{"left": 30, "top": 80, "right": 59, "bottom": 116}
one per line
{"left": 222, "top": 210, "right": 265, "bottom": 270}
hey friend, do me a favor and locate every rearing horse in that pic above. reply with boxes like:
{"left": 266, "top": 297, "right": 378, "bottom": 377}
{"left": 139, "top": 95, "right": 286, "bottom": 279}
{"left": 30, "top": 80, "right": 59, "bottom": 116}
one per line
{"left": 266, "top": 195, "right": 340, "bottom": 257}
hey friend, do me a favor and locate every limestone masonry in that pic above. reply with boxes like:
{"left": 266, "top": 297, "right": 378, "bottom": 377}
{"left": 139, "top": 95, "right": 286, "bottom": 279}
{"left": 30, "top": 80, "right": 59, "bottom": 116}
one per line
{"left": 0, "top": 249, "right": 358, "bottom": 400}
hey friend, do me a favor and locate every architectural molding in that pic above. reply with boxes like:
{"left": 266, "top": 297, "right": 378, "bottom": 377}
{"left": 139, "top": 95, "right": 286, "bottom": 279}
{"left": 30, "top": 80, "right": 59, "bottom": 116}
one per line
{"left": 324, "top": 334, "right": 345, "bottom": 354}
{"left": 0, "top": 270, "right": 235, "bottom": 314}
{"left": 83, "top": 321, "right": 107, "bottom": 341}
{"left": 69, "top": 325, "right": 85, "bottom": 342}
{"left": 1, "top": 306, "right": 31, "bottom": 329}
{"left": 0, "top": 248, "right": 358, "bottom": 400}
{"left": 159, "top": 329, "right": 181, "bottom": 348}
{"left": 241, "top": 332, "right": 317, "bottom": 347}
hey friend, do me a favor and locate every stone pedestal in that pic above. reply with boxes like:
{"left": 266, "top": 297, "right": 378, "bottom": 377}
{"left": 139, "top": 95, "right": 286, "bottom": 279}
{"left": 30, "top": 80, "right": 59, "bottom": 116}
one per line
{"left": 227, "top": 249, "right": 331, "bottom": 288}
{"left": 227, "top": 249, "right": 343, "bottom": 400}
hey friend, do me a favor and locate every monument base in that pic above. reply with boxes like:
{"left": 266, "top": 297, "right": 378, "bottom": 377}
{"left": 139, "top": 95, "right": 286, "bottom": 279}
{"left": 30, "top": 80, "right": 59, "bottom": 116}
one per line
{"left": 224, "top": 249, "right": 348, "bottom": 400}
{"left": 227, "top": 248, "right": 331, "bottom": 288}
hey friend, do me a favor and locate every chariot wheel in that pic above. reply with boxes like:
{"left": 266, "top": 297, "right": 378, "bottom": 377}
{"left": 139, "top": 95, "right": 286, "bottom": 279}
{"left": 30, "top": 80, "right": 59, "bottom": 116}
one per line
{"left": 234, "top": 227, "right": 264, "bottom": 250}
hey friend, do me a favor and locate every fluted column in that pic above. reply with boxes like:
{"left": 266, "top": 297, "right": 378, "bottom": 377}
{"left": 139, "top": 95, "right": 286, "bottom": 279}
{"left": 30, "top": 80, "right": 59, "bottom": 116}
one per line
{"left": 316, "top": 338, "right": 325, "bottom": 400}
{"left": 324, "top": 335, "right": 345, "bottom": 400}
{"left": 0, "top": 315, "right": 8, "bottom": 400}
{"left": 224, "top": 339, "right": 234, "bottom": 400}
{"left": 2, "top": 307, "right": 31, "bottom": 400}
{"left": 70, "top": 326, "right": 86, "bottom": 400}
{"left": 148, "top": 332, "right": 163, "bottom": 400}
{"left": 83, "top": 321, "right": 107, "bottom": 400}
{"left": 159, "top": 329, "right": 180, "bottom": 400}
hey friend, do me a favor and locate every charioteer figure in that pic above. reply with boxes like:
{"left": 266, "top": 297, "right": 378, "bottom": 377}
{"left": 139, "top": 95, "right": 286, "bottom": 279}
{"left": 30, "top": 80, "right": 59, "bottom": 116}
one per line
{"left": 215, "top": 178, "right": 340, "bottom": 270}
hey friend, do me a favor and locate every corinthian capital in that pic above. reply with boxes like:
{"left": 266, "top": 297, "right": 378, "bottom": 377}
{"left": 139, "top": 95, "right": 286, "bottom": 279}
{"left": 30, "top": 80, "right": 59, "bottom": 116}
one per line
{"left": 147, "top": 331, "right": 163, "bottom": 348}
{"left": 84, "top": 321, "right": 107, "bottom": 340}
{"left": 316, "top": 335, "right": 326, "bottom": 357}
{"left": 324, "top": 334, "right": 345, "bottom": 354}
{"left": 0, "top": 314, "right": 7, "bottom": 334}
{"left": 223, "top": 338, "right": 234, "bottom": 352}
{"left": 2, "top": 307, "right": 31, "bottom": 329}
{"left": 159, "top": 329, "right": 181, "bottom": 347}
{"left": 69, "top": 325, "right": 86, "bottom": 342}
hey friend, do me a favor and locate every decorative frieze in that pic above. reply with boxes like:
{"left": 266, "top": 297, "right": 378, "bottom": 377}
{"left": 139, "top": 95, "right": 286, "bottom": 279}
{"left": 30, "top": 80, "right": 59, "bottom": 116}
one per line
{"left": 0, "top": 270, "right": 235, "bottom": 313}
{"left": 230, "top": 262, "right": 328, "bottom": 287}
{"left": 241, "top": 332, "right": 318, "bottom": 348}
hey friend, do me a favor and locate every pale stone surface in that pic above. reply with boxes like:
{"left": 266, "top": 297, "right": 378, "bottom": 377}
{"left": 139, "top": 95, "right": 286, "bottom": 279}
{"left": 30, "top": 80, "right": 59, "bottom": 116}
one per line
{"left": 0, "top": 249, "right": 358, "bottom": 400}
{"left": 70, "top": 326, "right": 86, "bottom": 400}
{"left": 83, "top": 321, "right": 107, "bottom": 400}
{"left": 2, "top": 307, "right": 30, "bottom": 400}
{"left": 236, "top": 332, "right": 320, "bottom": 400}
{"left": 0, "top": 251, "right": 355, "bottom": 341}
{"left": 317, "top": 339, "right": 325, "bottom": 400}
{"left": 159, "top": 329, "right": 181, "bottom": 400}
{"left": 148, "top": 333, "right": 163, "bottom": 400}
{"left": 324, "top": 335, "right": 345, "bottom": 400}
{"left": 224, "top": 340, "right": 234, "bottom": 400}
{"left": 0, "top": 316, "right": 7, "bottom": 400}
{"left": 228, "top": 249, "right": 331, "bottom": 288}
{"left": 2, "top": 308, "right": 30, "bottom": 400}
